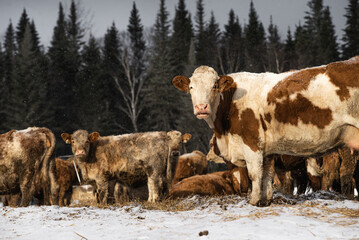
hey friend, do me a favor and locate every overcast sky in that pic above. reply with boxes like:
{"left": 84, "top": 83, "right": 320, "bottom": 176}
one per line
{"left": 0, "top": 0, "right": 348, "bottom": 48}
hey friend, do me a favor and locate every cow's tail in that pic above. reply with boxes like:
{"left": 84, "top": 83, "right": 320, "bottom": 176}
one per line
{"left": 40, "top": 128, "right": 59, "bottom": 205}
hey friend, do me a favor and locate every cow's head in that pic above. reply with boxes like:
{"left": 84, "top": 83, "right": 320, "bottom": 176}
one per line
{"left": 167, "top": 130, "right": 192, "bottom": 156}
{"left": 172, "top": 66, "right": 234, "bottom": 119}
{"left": 173, "top": 156, "right": 196, "bottom": 184}
{"left": 61, "top": 130, "right": 100, "bottom": 162}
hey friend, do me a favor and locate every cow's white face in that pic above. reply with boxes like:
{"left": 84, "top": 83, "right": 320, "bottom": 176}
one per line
{"left": 173, "top": 66, "right": 234, "bottom": 120}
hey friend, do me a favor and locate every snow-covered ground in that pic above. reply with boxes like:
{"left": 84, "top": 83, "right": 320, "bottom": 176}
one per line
{"left": 1, "top": 192, "right": 359, "bottom": 240}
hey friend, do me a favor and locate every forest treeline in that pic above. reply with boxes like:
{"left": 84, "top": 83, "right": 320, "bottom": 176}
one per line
{"left": 0, "top": 0, "right": 359, "bottom": 155}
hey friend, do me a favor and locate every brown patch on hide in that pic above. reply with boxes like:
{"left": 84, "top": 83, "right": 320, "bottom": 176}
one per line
{"left": 274, "top": 93, "right": 333, "bottom": 129}
{"left": 229, "top": 108, "right": 260, "bottom": 152}
{"left": 326, "top": 56, "right": 359, "bottom": 101}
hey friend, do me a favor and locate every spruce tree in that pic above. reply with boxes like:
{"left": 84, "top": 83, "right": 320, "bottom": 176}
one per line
{"left": 283, "top": 27, "right": 297, "bottom": 71}
{"left": 0, "top": 43, "right": 5, "bottom": 132}
{"left": 101, "top": 22, "right": 124, "bottom": 135}
{"left": 267, "top": 16, "right": 283, "bottom": 73}
{"left": 318, "top": 6, "right": 339, "bottom": 63}
{"left": 244, "top": 1, "right": 266, "bottom": 72}
{"left": 1, "top": 22, "right": 17, "bottom": 132}
{"left": 48, "top": 2, "right": 74, "bottom": 155}
{"left": 144, "top": 0, "right": 176, "bottom": 131}
{"left": 7, "top": 23, "right": 51, "bottom": 129}
{"left": 194, "top": 0, "right": 207, "bottom": 66}
{"left": 15, "top": 9, "right": 30, "bottom": 47}
{"left": 170, "top": 0, "right": 193, "bottom": 75}
{"left": 114, "top": 2, "right": 147, "bottom": 132}
{"left": 204, "top": 12, "right": 221, "bottom": 70}
{"left": 342, "top": 0, "right": 359, "bottom": 59}
{"left": 75, "top": 35, "right": 103, "bottom": 132}
{"left": 220, "top": 9, "right": 243, "bottom": 74}
{"left": 294, "top": 23, "right": 308, "bottom": 68}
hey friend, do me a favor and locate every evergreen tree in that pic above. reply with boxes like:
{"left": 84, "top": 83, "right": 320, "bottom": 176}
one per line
{"left": 170, "top": 0, "right": 193, "bottom": 75}
{"left": 283, "top": 27, "right": 297, "bottom": 71}
{"left": 75, "top": 35, "right": 103, "bottom": 132}
{"left": 29, "top": 20, "right": 41, "bottom": 53}
{"left": 244, "top": 1, "right": 266, "bottom": 72}
{"left": 318, "top": 6, "right": 339, "bottom": 63}
{"left": 303, "top": 0, "right": 324, "bottom": 66}
{"left": 127, "top": 2, "right": 146, "bottom": 77}
{"left": 204, "top": 12, "right": 221, "bottom": 70}
{"left": 267, "top": 16, "right": 283, "bottom": 73}
{"left": 342, "top": 0, "right": 359, "bottom": 59}
{"left": 1, "top": 22, "right": 17, "bottom": 132}
{"left": 194, "top": 0, "right": 207, "bottom": 66}
{"left": 220, "top": 9, "right": 243, "bottom": 74}
{"left": 294, "top": 23, "right": 308, "bottom": 68}
{"left": 101, "top": 22, "right": 124, "bottom": 135}
{"left": 114, "top": 2, "right": 147, "bottom": 132}
{"left": 48, "top": 2, "right": 74, "bottom": 155}
{"left": 15, "top": 9, "right": 30, "bottom": 47}
{"left": 7, "top": 23, "right": 52, "bottom": 129}
{"left": 144, "top": 0, "right": 177, "bottom": 131}
{"left": 0, "top": 43, "right": 5, "bottom": 132}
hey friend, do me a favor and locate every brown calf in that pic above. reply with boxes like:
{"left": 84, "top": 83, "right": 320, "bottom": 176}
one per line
{"left": 170, "top": 167, "right": 249, "bottom": 198}
{"left": 173, "top": 150, "right": 208, "bottom": 185}
{"left": 55, "top": 157, "right": 78, "bottom": 206}
{"left": 61, "top": 130, "right": 191, "bottom": 204}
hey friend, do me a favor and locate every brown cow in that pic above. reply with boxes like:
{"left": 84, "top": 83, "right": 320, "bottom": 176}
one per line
{"left": 55, "top": 157, "right": 79, "bottom": 206}
{"left": 0, "top": 127, "right": 58, "bottom": 206}
{"left": 307, "top": 146, "right": 358, "bottom": 197}
{"left": 170, "top": 167, "right": 249, "bottom": 198}
{"left": 61, "top": 130, "right": 191, "bottom": 204}
{"left": 173, "top": 150, "right": 208, "bottom": 185}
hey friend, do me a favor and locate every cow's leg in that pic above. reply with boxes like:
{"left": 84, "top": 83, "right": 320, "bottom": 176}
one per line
{"left": 96, "top": 180, "right": 109, "bottom": 205}
{"left": 147, "top": 174, "right": 163, "bottom": 202}
{"left": 246, "top": 154, "right": 265, "bottom": 206}
{"left": 338, "top": 147, "right": 356, "bottom": 197}
{"left": 49, "top": 160, "right": 59, "bottom": 205}
{"left": 19, "top": 172, "right": 35, "bottom": 207}
{"left": 261, "top": 156, "right": 275, "bottom": 203}
{"left": 58, "top": 187, "right": 66, "bottom": 207}
{"left": 321, "top": 152, "right": 340, "bottom": 191}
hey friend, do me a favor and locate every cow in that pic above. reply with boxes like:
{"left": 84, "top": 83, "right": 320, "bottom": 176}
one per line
{"left": 170, "top": 167, "right": 249, "bottom": 198}
{"left": 306, "top": 146, "right": 358, "bottom": 197}
{"left": 173, "top": 150, "right": 208, "bottom": 185}
{"left": 173, "top": 56, "right": 359, "bottom": 206}
{"left": 61, "top": 130, "right": 191, "bottom": 204}
{"left": 55, "top": 157, "right": 79, "bottom": 206}
{"left": 0, "top": 127, "right": 58, "bottom": 207}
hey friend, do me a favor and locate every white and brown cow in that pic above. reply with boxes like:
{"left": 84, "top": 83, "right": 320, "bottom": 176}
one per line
{"left": 173, "top": 56, "right": 359, "bottom": 206}
{"left": 61, "top": 130, "right": 191, "bottom": 204}
{"left": 0, "top": 127, "right": 58, "bottom": 206}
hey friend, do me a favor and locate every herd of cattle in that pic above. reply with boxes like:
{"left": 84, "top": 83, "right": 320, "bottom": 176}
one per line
{"left": 1, "top": 56, "right": 359, "bottom": 207}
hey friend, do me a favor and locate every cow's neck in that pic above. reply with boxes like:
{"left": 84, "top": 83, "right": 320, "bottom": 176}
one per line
{"left": 206, "top": 87, "right": 236, "bottom": 138}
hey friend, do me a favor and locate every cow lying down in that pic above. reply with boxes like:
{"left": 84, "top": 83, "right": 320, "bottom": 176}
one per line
{"left": 61, "top": 130, "right": 191, "bottom": 204}
{"left": 170, "top": 167, "right": 249, "bottom": 198}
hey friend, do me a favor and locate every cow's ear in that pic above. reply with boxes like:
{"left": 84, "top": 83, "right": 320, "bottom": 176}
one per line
{"left": 218, "top": 75, "right": 234, "bottom": 92}
{"left": 61, "top": 133, "right": 71, "bottom": 144}
{"left": 182, "top": 133, "right": 192, "bottom": 143}
{"left": 172, "top": 76, "right": 190, "bottom": 93}
{"left": 89, "top": 132, "right": 100, "bottom": 142}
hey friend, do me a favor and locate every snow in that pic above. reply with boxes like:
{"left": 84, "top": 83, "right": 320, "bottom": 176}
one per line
{"left": 1, "top": 192, "right": 359, "bottom": 240}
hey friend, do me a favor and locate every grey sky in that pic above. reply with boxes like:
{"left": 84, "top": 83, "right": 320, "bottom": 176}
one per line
{"left": 0, "top": 0, "right": 347, "bottom": 48}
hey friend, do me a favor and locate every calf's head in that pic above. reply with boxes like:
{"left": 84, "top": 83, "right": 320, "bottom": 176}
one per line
{"left": 167, "top": 130, "right": 192, "bottom": 156}
{"left": 172, "top": 66, "right": 234, "bottom": 119}
{"left": 61, "top": 130, "right": 100, "bottom": 162}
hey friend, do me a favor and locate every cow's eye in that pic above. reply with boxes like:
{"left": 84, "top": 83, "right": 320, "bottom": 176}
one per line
{"left": 213, "top": 84, "right": 218, "bottom": 89}
{"left": 189, "top": 86, "right": 193, "bottom": 90}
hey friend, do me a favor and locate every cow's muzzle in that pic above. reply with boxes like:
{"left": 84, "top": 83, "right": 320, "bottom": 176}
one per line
{"left": 195, "top": 104, "right": 210, "bottom": 119}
